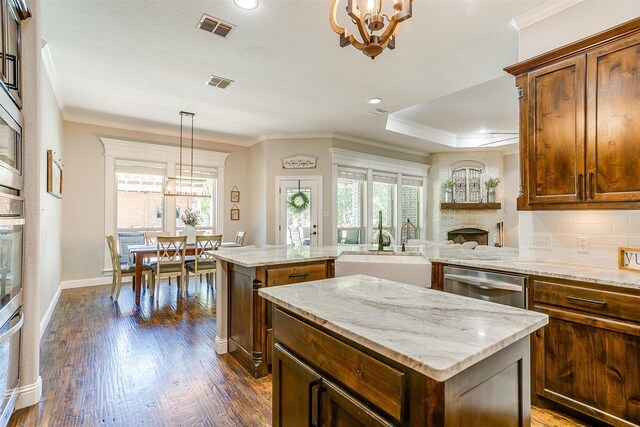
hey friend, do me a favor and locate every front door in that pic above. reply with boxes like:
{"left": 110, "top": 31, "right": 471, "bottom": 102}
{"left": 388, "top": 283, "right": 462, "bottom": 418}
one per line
{"left": 277, "top": 177, "right": 322, "bottom": 246}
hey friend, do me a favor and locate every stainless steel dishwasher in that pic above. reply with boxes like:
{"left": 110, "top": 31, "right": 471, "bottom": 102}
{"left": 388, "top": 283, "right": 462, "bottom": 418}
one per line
{"left": 443, "top": 266, "right": 527, "bottom": 308}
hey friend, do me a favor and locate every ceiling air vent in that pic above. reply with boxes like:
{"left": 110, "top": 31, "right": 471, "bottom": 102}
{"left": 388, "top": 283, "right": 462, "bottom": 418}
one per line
{"left": 367, "top": 108, "right": 388, "bottom": 116}
{"left": 206, "top": 75, "right": 234, "bottom": 89}
{"left": 197, "top": 14, "right": 235, "bottom": 38}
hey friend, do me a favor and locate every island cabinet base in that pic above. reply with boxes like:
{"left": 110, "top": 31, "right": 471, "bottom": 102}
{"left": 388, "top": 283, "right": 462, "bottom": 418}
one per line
{"left": 272, "top": 307, "right": 531, "bottom": 426}
{"left": 227, "top": 260, "right": 333, "bottom": 379}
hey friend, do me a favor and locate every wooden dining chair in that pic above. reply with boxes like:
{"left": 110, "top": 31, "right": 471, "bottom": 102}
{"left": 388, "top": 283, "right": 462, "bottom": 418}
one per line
{"left": 145, "top": 231, "right": 169, "bottom": 245}
{"left": 185, "top": 234, "right": 222, "bottom": 296}
{"left": 117, "top": 231, "right": 146, "bottom": 265}
{"left": 105, "top": 235, "right": 152, "bottom": 302}
{"left": 150, "top": 236, "right": 187, "bottom": 298}
{"left": 235, "top": 231, "right": 246, "bottom": 245}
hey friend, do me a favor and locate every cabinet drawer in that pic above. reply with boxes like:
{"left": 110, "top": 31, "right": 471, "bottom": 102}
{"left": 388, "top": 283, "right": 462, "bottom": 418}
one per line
{"left": 266, "top": 262, "right": 328, "bottom": 286}
{"left": 533, "top": 279, "right": 640, "bottom": 323}
{"left": 274, "top": 308, "right": 405, "bottom": 422}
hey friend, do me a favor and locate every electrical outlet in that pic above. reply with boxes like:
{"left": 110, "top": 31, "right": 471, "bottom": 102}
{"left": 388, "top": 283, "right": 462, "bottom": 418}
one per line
{"left": 577, "top": 236, "right": 590, "bottom": 254}
{"left": 528, "top": 233, "right": 553, "bottom": 250}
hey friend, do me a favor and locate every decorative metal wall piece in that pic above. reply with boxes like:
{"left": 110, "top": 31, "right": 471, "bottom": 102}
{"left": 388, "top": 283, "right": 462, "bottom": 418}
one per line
{"left": 452, "top": 167, "right": 482, "bottom": 202}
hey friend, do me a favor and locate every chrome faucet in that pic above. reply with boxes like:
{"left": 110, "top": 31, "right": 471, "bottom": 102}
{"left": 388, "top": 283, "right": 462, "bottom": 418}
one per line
{"left": 377, "top": 210, "right": 384, "bottom": 251}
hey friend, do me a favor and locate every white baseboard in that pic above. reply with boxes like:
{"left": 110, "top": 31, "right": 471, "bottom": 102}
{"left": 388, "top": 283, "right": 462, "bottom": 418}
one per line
{"left": 14, "top": 376, "right": 42, "bottom": 410}
{"left": 61, "top": 276, "right": 112, "bottom": 290}
{"left": 215, "top": 336, "right": 228, "bottom": 354}
{"left": 40, "top": 284, "right": 62, "bottom": 341}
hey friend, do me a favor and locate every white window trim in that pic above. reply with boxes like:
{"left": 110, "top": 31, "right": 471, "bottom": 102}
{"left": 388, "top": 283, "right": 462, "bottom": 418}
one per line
{"left": 329, "top": 148, "right": 430, "bottom": 244}
{"left": 102, "top": 138, "right": 228, "bottom": 272}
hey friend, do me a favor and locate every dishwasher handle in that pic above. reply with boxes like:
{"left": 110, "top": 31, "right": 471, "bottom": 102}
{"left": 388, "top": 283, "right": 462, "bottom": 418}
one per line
{"left": 444, "top": 274, "right": 523, "bottom": 292}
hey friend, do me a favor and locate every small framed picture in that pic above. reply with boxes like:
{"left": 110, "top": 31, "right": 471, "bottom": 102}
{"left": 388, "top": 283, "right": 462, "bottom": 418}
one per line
{"left": 230, "top": 205, "right": 240, "bottom": 221}
{"left": 47, "top": 150, "right": 63, "bottom": 198}
{"left": 231, "top": 186, "right": 240, "bottom": 203}
{"left": 618, "top": 247, "right": 640, "bottom": 273}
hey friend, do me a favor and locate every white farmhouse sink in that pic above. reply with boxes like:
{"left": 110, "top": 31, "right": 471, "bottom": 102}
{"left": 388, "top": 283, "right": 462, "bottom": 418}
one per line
{"left": 335, "top": 253, "right": 432, "bottom": 288}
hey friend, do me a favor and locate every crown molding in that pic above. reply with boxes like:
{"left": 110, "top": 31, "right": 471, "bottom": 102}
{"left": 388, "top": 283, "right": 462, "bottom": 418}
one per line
{"left": 41, "top": 42, "right": 68, "bottom": 118}
{"left": 331, "top": 133, "right": 429, "bottom": 157}
{"left": 511, "top": 0, "right": 584, "bottom": 31}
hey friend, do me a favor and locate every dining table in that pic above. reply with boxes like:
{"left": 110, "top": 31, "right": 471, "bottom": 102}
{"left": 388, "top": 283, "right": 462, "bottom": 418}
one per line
{"left": 128, "top": 241, "right": 241, "bottom": 306}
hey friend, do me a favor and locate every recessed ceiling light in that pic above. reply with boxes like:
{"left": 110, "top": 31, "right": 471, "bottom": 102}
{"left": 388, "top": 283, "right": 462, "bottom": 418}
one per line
{"left": 478, "top": 128, "right": 490, "bottom": 134}
{"left": 368, "top": 98, "right": 382, "bottom": 105}
{"left": 234, "top": 0, "right": 258, "bottom": 10}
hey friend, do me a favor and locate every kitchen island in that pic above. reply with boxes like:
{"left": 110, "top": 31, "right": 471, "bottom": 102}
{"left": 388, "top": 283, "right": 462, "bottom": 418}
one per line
{"left": 259, "top": 275, "right": 548, "bottom": 426}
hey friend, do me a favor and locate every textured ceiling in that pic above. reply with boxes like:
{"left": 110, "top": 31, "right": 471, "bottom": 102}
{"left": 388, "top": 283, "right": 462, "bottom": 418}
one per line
{"left": 41, "top": 0, "right": 542, "bottom": 153}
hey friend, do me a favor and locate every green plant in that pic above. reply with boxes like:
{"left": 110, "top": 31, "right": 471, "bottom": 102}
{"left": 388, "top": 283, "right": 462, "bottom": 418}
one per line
{"left": 485, "top": 178, "right": 501, "bottom": 189}
{"left": 288, "top": 191, "right": 310, "bottom": 214}
{"left": 442, "top": 180, "right": 454, "bottom": 190}
{"left": 181, "top": 208, "right": 202, "bottom": 227}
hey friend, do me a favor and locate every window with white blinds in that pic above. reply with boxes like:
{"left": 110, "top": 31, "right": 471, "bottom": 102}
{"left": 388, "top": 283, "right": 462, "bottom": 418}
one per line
{"left": 337, "top": 168, "right": 366, "bottom": 243}
{"left": 115, "top": 160, "right": 166, "bottom": 231}
{"left": 401, "top": 176, "right": 423, "bottom": 240}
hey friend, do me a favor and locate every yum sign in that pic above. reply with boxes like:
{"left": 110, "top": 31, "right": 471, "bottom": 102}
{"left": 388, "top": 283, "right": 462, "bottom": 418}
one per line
{"left": 618, "top": 247, "right": 640, "bottom": 273}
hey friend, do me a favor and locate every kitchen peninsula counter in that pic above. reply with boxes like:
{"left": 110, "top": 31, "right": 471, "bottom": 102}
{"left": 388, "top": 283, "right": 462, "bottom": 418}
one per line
{"left": 259, "top": 275, "right": 548, "bottom": 425}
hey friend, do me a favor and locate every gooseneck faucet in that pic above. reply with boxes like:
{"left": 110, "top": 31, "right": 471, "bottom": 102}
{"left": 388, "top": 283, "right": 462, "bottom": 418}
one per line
{"left": 377, "top": 210, "right": 384, "bottom": 251}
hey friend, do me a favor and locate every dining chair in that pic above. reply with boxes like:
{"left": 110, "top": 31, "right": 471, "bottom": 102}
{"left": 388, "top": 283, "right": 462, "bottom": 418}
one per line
{"left": 235, "top": 230, "right": 246, "bottom": 245}
{"left": 150, "top": 236, "right": 187, "bottom": 298}
{"left": 145, "top": 231, "right": 169, "bottom": 245}
{"left": 105, "top": 234, "right": 152, "bottom": 301}
{"left": 117, "top": 231, "right": 146, "bottom": 265}
{"left": 288, "top": 227, "right": 303, "bottom": 246}
{"left": 185, "top": 234, "right": 222, "bottom": 296}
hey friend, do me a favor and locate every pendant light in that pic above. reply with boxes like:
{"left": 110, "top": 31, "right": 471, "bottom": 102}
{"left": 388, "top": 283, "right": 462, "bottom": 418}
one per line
{"left": 164, "top": 111, "right": 210, "bottom": 198}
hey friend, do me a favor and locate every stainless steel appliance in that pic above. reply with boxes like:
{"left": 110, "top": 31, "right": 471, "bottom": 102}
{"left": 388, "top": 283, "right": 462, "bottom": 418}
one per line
{"left": 0, "top": 193, "right": 22, "bottom": 427}
{"left": 443, "top": 266, "right": 526, "bottom": 308}
{"left": 0, "top": 106, "right": 22, "bottom": 192}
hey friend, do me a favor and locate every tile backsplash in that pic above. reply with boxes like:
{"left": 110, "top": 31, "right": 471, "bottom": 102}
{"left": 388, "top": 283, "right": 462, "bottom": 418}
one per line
{"left": 519, "top": 211, "right": 640, "bottom": 268}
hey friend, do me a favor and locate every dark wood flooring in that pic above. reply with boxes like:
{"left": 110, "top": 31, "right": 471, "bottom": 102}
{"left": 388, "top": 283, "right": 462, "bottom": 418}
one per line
{"left": 10, "top": 279, "right": 588, "bottom": 426}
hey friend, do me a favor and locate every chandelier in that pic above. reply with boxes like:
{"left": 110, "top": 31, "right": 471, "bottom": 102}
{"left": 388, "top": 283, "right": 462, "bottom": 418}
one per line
{"left": 164, "top": 111, "right": 210, "bottom": 198}
{"left": 329, "top": 0, "right": 413, "bottom": 59}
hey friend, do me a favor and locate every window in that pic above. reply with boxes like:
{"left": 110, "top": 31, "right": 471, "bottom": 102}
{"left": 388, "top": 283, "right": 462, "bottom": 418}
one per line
{"left": 175, "top": 168, "right": 218, "bottom": 232}
{"left": 116, "top": 161, "right": 165, "bottom": 231}
{"left": 452, "top": 166, "right": 483, "bottom": 202}
{"left": 336, "top": 169, "right": 366, "bottom": 244}
{"left": 372, "top": 173, "right": 396, "bottom": 239}
{"left": 401, "top": 177, "right": 422, "bottom": 241}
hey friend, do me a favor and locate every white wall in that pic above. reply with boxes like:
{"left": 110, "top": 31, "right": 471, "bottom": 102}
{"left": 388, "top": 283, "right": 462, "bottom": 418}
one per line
{"left": 247, "top": 141, "right": 267, "bottom": 246}
{"left": 517, "top": 1, "right": 640, "bottom": 266}
{"left": 61, "top": 121, "right": 249, "bottom": 282}
{"left": 40, "top": 62, "right": 63, "bottom": 322}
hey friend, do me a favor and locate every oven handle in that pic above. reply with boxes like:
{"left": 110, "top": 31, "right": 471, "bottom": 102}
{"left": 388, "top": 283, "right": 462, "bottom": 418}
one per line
{"left": 444, "top": 274, "right": 523, "bottom": 292}
{"left": 0, "top": 309, "right": 23, "bottom": 344}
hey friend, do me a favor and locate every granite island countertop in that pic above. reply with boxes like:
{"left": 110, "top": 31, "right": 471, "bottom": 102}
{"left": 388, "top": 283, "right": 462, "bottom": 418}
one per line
{"left": 215, "top": 244, "right": 640, "bottom": 290}
{"left": 259, "top": 274, "right": 549, "bottom": 382}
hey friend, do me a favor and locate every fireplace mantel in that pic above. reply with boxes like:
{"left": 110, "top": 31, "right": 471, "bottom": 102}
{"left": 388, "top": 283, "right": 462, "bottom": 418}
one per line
{"left": 441, "top": 203, "right": 501, "bottom": 210}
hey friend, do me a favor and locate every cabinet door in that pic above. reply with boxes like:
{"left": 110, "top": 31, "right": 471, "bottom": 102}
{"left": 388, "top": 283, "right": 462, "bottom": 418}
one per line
{"left": 527, "top": 56, "right": 586, "bottom": 204}
{"left": 273, "top": 343, "right": 322, "bottom": 427}
{"left": 320, "top": 378, "right": 394, "bottom": 427}
{"left": 534, "top": 306, "right": 640, "bottom": 426}
{"left": 586, "top": 32, "right": 640, "bottom": 203}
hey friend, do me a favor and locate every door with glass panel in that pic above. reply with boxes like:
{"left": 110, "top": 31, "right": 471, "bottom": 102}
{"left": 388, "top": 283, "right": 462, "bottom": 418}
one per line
{"left": 278, "top": 178, "right": 321, "bottom": 246}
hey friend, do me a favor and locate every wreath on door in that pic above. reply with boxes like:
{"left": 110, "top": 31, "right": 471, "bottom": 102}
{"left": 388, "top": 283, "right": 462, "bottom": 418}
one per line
{"left": 288, "top": 191, "right": 310, "bottom": 214}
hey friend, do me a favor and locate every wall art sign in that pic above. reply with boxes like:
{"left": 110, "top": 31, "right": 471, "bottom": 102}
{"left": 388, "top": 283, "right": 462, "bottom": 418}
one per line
{"left": 618, "top": 247, "right": 640, "bottom": 273}
{"left": 282, "top": 155, "right": 317, "bottom": 169}
{"left": 47, "top": 150, "right": 63, "bottom": 198}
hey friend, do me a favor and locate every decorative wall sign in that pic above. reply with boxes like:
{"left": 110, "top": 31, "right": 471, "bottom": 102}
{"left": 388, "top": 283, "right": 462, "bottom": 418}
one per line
{"left": 282, "top": 155, "right": 317, "bottom": 169}
{"left": 230, "top": 204, "right": 240, "bottom": 221}
{"left": 231, "top": 186, "right": 240, "bottom": 203}
{"left": 47, "top": 150, "right": 63, "bottom": 198}
{"left": 618, "top": 247, "right": 640, "bottom": 273}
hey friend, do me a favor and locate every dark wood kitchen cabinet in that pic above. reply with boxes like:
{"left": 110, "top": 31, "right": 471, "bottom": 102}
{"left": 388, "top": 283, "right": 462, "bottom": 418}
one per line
{"left": 530, "top": 276, "right": 640, "bottom": 426}
{"left": 228, "top": 260, "right": 333, "bottom": 379}
{"left": 0, "top": 0, "right": 30, "bottom": 109}
{"left": 506, "top": 17, "right": 640, "bottom": 210}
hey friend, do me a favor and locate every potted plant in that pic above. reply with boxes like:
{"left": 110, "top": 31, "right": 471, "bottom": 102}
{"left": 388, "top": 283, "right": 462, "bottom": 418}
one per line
{"left": 181, "top": 208, "right": 202, "bottom": 244}
{"left": 442, "top": 180, "right": 454, "bottom": 203}
{"left": 485, "top": 178, "right": 501, "bottom": 203}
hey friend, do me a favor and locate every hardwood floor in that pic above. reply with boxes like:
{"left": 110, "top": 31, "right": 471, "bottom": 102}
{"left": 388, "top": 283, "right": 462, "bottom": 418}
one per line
{"left": 10, "top": 279, "right": 590, "bottom": 426}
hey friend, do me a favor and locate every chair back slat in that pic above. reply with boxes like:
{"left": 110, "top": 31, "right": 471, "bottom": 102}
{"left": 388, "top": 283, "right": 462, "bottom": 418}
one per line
{"left": 117, "top": 231, "right": 146, "bottom": 264}
{"left": 234, "top": 231, "right": 246, "bottom": 245}
{"left": 145, "top": 231, "right": 170, "bottom": 245}
{"left": 195, "top": 235, "right": 222, "bottom": 267}
{"left": 105, "top": 235, "right": 121, "bottom": 274}
{"left": 156, "top": 236, "right": 187, "bottom": 264}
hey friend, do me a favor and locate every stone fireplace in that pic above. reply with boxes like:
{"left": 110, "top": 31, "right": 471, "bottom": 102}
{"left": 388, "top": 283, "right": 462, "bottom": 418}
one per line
{"left": 448, "top": 227, "right": 489, "bottom": 245}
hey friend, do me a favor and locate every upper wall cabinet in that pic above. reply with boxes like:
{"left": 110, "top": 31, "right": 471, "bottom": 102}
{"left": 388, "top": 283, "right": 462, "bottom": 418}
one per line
{"left": 506, "top": 17, "right": 640, "bottom": 210}
{"left": 0, "top": 0, "right": 30, "bottom": 110}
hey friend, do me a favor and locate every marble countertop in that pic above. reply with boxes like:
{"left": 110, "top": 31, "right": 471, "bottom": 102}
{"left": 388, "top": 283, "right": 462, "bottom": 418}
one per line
{"left": 215, "top": 244, "right": 640, "bottom": 290}
{"left": 259, "top": 275, "right": 548, "bottom": 382}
